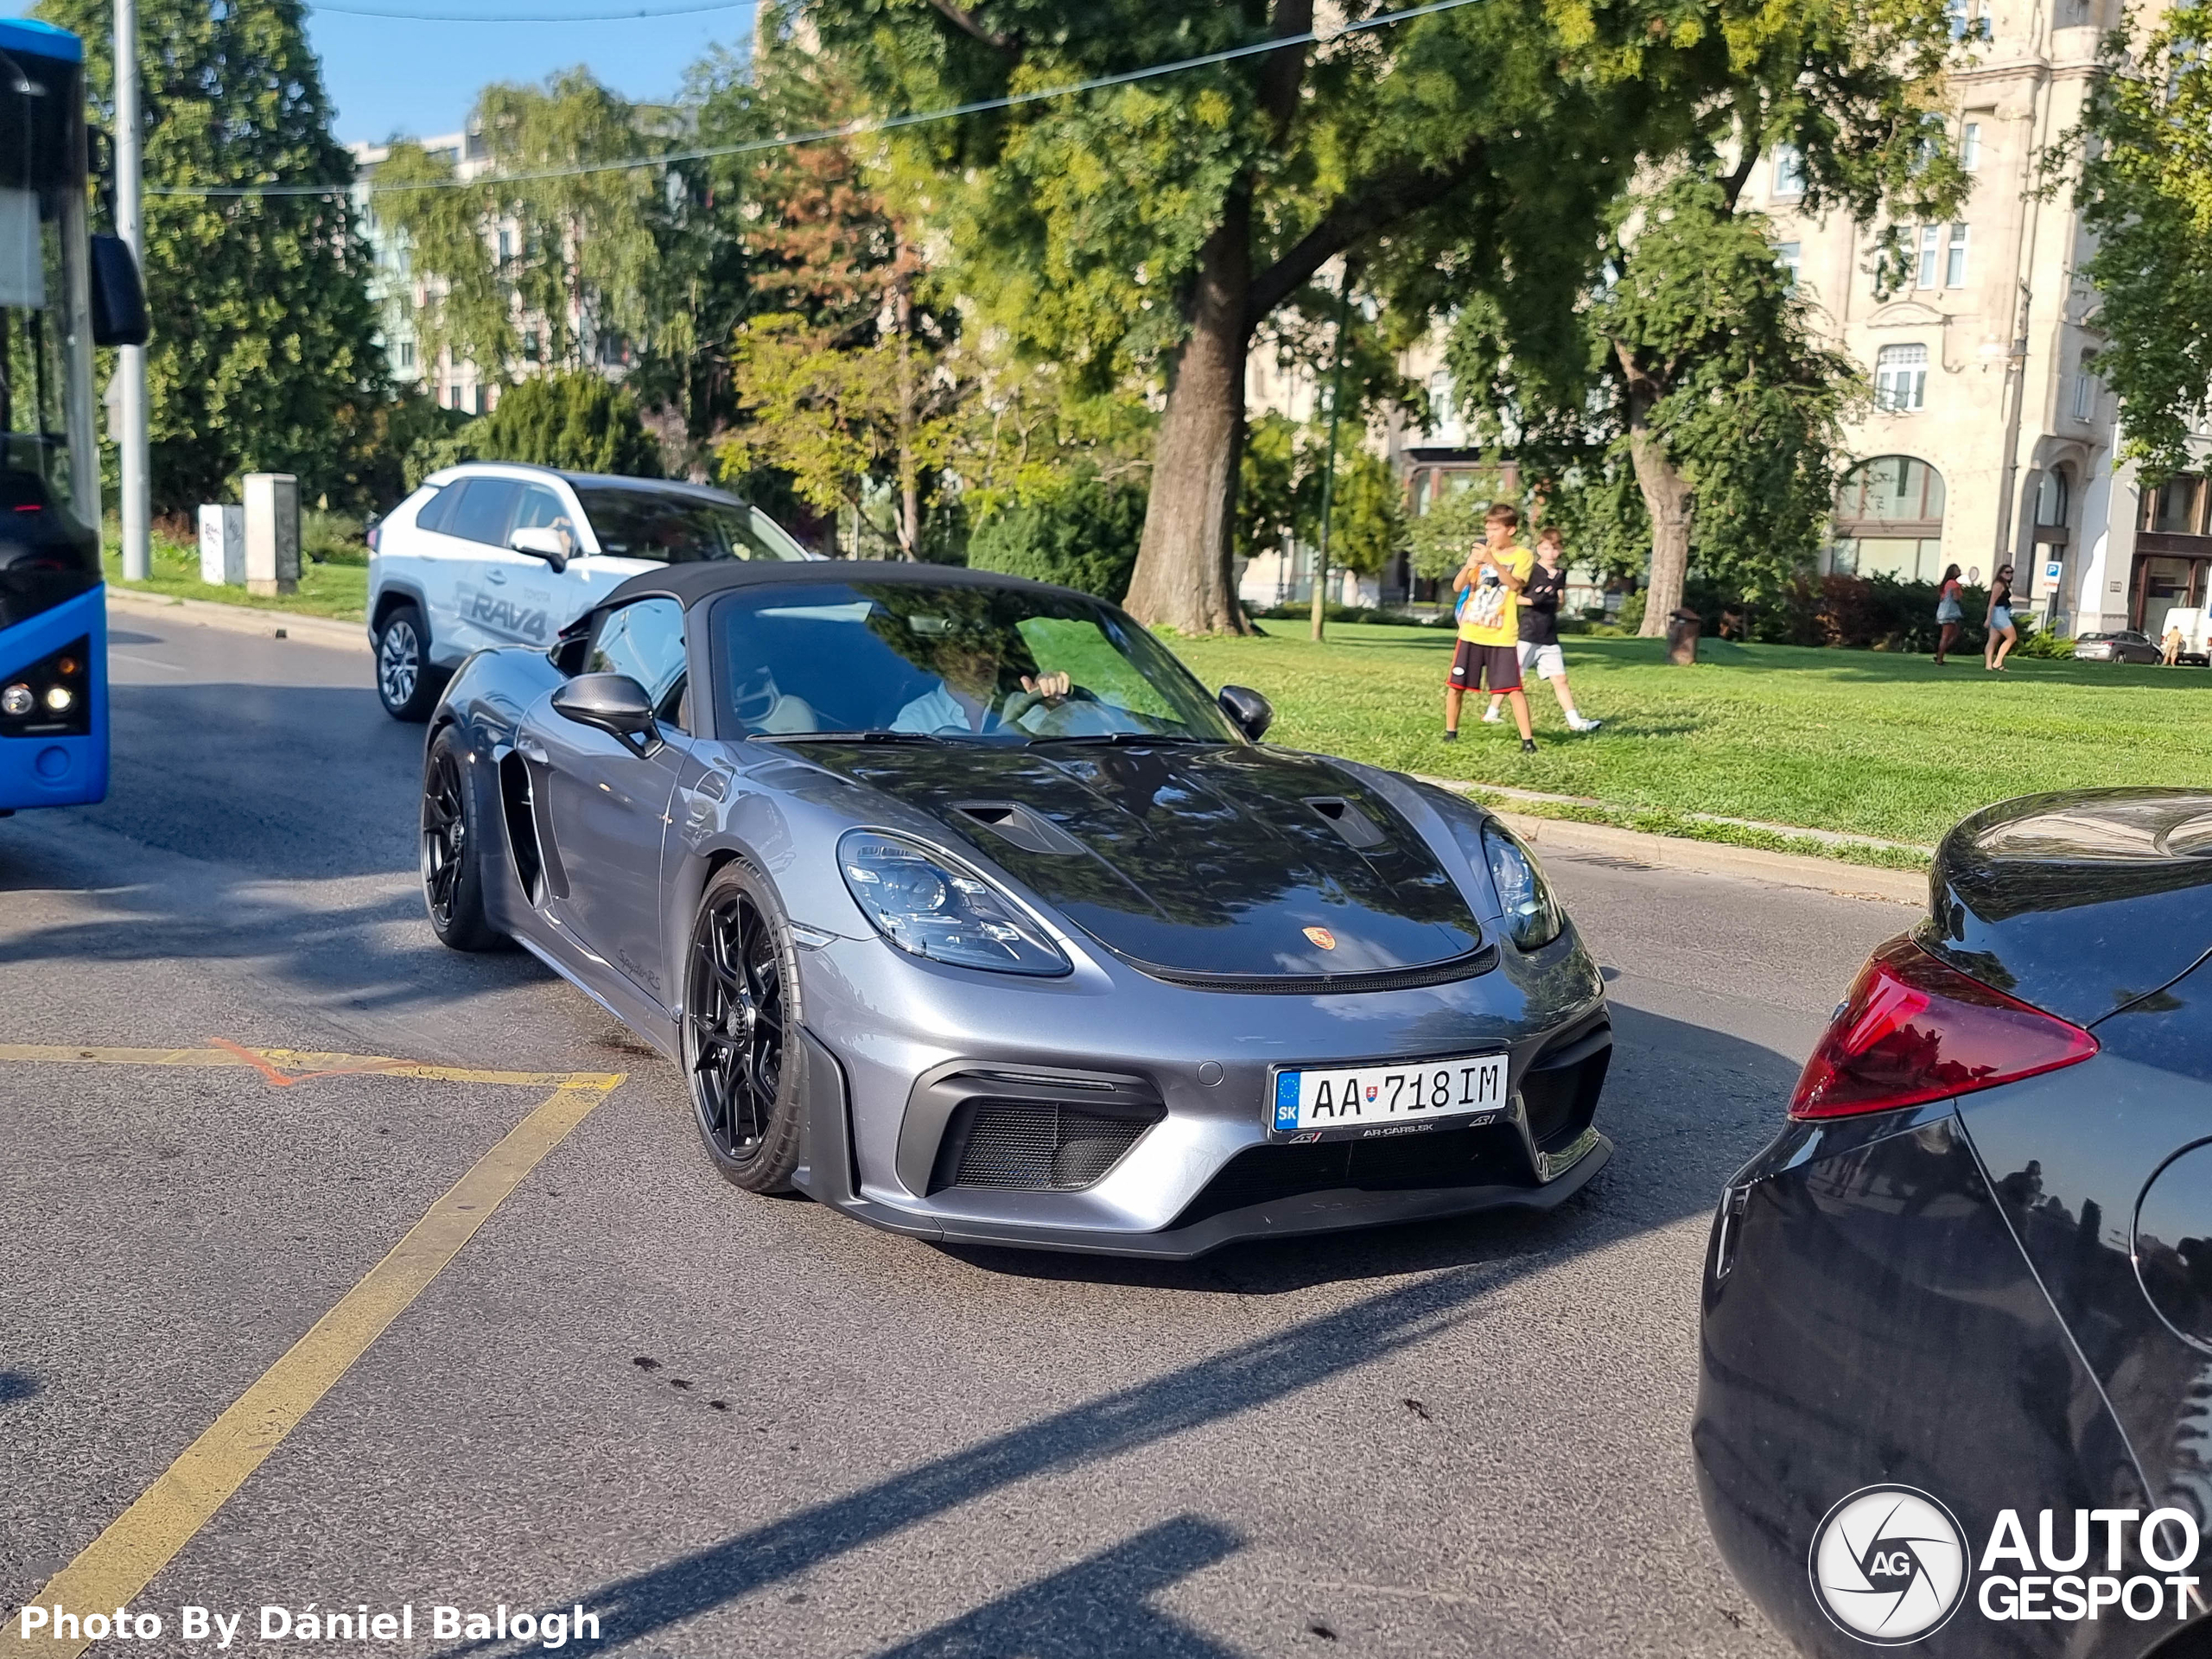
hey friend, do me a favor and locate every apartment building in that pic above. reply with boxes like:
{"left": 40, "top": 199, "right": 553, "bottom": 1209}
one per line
{"left": 348, "top": 130, "right": 499, "bottom": 416}
{"left": 1764, "top": 0, "right": 2190, "bottom": 639}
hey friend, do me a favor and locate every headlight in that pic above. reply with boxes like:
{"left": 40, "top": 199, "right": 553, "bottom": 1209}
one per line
{"left": 1480, "top": 822, "right": 1564, "bottom": 950}
{"left": 838, "top": 830, "right": 1071, "bottom": 976}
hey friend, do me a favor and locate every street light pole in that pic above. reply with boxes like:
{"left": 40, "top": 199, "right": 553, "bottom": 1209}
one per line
{"left": 114, "top": 0, "right": 150, "bottom": 582}
{"left": 1308, "top": 259, "right": 1354, "bottom": 644}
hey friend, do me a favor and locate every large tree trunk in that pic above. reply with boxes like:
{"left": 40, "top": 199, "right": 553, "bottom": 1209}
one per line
{"left": 1123, "top": 197, "right": 1254, "bottom": 634}
{"left": 1624, "top": 393, "right": 1693, "bottom": 640}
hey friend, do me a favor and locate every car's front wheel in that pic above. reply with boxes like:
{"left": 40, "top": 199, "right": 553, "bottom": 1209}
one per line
{"left": 420, "top": 724, "right": 506, "bottom": 952}
{"left": 683, "top": 861, "right": 805, "bottom": 1193}
{"left": 376, "top": 603, "right": 439, "bottom": 721}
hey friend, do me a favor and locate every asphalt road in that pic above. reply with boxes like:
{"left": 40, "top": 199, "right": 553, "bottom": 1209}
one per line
{"left": 1, "top": 612, "right": 1912, "bottom": 1659}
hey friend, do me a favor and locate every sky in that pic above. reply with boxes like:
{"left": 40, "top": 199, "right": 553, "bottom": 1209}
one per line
{"left": 3, "top": 0, "right": 758, "bottom": 145}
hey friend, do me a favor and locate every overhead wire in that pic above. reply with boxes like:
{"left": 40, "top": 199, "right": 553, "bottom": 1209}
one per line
{"left": 308, "top": 0, "right": 750, "bottom": 22}
{"left": 146, "top": 0, "right": 1484, "bottom": 198}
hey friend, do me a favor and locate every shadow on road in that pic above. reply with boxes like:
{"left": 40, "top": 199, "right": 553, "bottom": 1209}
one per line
{"left": 432, "top": 999, "right": 1796, "bottom": 1656}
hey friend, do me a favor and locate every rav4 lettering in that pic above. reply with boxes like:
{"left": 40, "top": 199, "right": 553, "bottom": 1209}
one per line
{"left": 457, "top": 584, "right": 550, "bottom": 644}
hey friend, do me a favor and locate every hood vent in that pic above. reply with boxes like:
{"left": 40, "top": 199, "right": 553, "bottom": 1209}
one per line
{"left": 952, "top": 800, "right": 1085, "bottom": 856}
{"left": 1305, "top": 796, "right": 1388, "bottom": 850}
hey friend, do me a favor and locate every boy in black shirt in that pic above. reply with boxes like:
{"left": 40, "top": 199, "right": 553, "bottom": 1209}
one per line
{"left": 1484, "top": 526, "right": 1601, "bottom": 733}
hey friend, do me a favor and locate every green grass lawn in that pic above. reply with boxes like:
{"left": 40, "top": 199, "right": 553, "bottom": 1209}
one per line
{"left": 101, "top": 532, "right": 369, "bottom": 622}
{"left": 1169, "top": 624, "right": 2212, "bottom": 849}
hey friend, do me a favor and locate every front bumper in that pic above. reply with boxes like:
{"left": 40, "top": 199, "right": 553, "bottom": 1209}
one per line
{"left": 784, "top": 918, "right": 1612, "bottom": 1259}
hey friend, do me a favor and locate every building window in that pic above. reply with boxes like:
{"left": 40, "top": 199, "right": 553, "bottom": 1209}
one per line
{"left": 497, "top": 228, "right": 512, "bottom": 263}
{"left": 397, "top": 339, "right": 415, "bottom": 370}
{"left": 1832, "top": 455, "right": 1948, "bottom": 580}
{"left": 1961, "top": 121, "right": 1981, "bottom": 170}
{"left": 1775, "top": 240, "right": 1802, "bottom": 287}
{"left": 2071, "top": 356, "right": 2099, "bottom": 421}
{"left": 1945, "top": 223, "right": 1969, "bottom": 287}
{"left": 2145, "top": 474, "right": 2206, "bottom": 536}
{"left": 1876, "top": 344, "right": 1929, "bottom": 411}
{"left": 1772, "top": 144, "right": 1806, "bottom": 198}
{"left": 2036, "top": 467, "right": 2070, "bottom": 528}
{"left": 1916, "top": 225, "right": 1942, "bottom": 289}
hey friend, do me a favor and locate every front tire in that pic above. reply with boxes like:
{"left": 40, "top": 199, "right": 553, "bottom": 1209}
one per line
{"left": 420, "top": 724, "right": 506, "bottom": 952}
{"left": 683, "top": 861, "right": 805, "bottom": 1193}
{"left": 376, "top": 603, "right": 439, "bottom": 721}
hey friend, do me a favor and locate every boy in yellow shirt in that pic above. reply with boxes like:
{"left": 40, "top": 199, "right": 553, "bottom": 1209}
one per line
{"left": 1444, "top": 500, "right": 1537, "bottom": 752}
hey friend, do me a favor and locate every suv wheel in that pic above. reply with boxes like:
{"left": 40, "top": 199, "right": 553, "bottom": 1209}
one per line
{"left": 376, "top": 603, "right": 438, "bottom": 721}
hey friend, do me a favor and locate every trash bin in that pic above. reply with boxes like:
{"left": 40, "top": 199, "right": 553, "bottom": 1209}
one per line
{"left": 1667, "top": 607, "right": 1700, "bottom": 666}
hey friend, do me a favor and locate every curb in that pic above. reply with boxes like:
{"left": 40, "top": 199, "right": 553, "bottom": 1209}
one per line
{"left": 1490, "top": 810, "right": 1928, "bottom": 906}
{"left": 105, "top": 586, "right": 369, "bottom": 654}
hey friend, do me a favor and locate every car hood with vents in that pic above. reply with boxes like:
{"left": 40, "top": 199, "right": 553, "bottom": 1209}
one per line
{"left": 795, "top": 741, "right": 1487, "bottom": 979}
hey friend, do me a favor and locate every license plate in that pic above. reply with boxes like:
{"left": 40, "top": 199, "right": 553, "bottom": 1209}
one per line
{"left": 1270, "top": 1052, "right": 1509, "bottom": 1136}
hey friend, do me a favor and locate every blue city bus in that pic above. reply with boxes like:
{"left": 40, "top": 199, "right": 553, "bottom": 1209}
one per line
{"left": 1, "top": 16, "right": 144, "bottom": 812}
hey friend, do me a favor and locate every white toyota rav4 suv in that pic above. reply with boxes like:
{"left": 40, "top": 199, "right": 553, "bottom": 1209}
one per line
{"left": 366, "top": 462, "right": 816, "bottom": 719}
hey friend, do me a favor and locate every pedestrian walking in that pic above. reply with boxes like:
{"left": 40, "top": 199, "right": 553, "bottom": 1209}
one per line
{"left": 1484, "top": 525, "right": 1600, "bottom": 732}
{"left": 2164, "top": 624, "right": 2185, "bottom": 666}
{"left": 1443, "top": 501, "right": 1537, "bottom": 753}
{"left": 1934, "top": 563, "right": 1965, "bottom": 664}
{"left": 1985, "top": 565, "right": 2018, "bottom": 671}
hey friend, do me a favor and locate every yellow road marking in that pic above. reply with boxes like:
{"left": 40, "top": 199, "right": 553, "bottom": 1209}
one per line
{"left": 0, "top": 1042, "right": 614, "bottom": 1090}
{"left": 0, "top": 1075, "right": 621, "bottom": 1659}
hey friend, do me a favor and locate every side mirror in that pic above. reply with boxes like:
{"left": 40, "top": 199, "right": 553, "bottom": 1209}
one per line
{"left": 89, "top": 234, "right": 149, "bottom": 347}
{"left": 551, "top": 672, "right": 659, "bottom": 756}
{"left": 509, "top": 525, "right": 570, "bottom": 573}
{"left": 1217, "top": 683, "right": 1274, "bottom": 742}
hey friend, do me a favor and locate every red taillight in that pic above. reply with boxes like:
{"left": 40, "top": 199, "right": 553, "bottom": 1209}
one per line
{"left": 366, "top": 523, "right": 381, "bottom": 553}
{"left": 1789, "top": 935, "right": 2099, "bottom": 1119}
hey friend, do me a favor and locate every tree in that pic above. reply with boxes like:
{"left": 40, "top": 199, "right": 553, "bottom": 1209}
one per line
{"left": 1446, "top": 3, "right": 1964, "bottom": 632}
{"left": 804, "top": 0, "right": 1668, "bottom": 632}
{"left": 694, "top": 15, "right": 962, "bottom": 556}
{"left": 2074, "top": 2, "right": 2212, "bottom": 479}
{"left": 376, "top": 71, "right": 664, "bottom": 389}
{"left": 715, "top": 311, "right": 963, "bottom": 554}
{"left": 38, "top": 0, "right": 387, "bottom": 512}
{"left": 1241, "top": 414, "right": 1407, "bottom": 578}
{"left": 966, "top": 474, "right": 1147, "bottom": 599}
{"left": 474, "top": 372, "right": 661, "bottom": 475}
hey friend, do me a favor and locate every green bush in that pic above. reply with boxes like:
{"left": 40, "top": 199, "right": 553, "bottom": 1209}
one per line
{"left": 474, "top": 372, "right": 662, "bottom": 478}
{"left": 302, "top": 510, "right": 368, "bottom": 566}
{"left": 967, "top": 477, "right": 1146, "bottom": 601}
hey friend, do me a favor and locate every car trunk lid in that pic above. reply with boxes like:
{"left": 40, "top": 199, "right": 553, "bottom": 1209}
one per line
{"left": 1924, "top": 788, "right": 2212, "bottom": 1025}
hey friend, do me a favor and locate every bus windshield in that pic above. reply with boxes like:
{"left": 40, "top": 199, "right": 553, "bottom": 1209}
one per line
{"left": 0, "top": 29, "right": 101, "bottom": 624}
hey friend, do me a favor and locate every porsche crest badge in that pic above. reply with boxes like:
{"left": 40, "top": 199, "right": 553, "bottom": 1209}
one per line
{"left": 1303, "top": 926, "right": 1338, "bottom": 950}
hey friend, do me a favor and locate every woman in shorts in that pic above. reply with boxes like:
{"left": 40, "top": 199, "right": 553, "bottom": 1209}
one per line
{"left": 1985, "top": 565, "right": 2018, "bottom": 671}
{"left": 1934, "top": 563, "right": 1965, "bottom": 664}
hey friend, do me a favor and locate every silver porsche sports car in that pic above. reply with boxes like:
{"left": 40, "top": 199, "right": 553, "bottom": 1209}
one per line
{"left": 420, "top": 559, "right": 1613, "bottom": 1256}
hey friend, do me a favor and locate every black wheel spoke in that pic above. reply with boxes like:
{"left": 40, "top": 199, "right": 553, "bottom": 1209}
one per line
{"left": 687, "top": 889, "right": 787, "bottom": 1162}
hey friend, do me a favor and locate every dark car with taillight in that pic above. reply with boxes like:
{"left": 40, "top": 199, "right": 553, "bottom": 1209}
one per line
{"left": 1694, "top": 788, "right": 2212, "bottom": 1657}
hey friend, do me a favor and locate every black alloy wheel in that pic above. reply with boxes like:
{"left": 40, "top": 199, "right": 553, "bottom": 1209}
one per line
{"left": 376, "top": 603, "right": 438, "bottom": 721}
{"left": 419, "top": 725, "right": 505, "bottom": 951}
{"left": 684, "top": 863, "right": 805, "bottom": 1192}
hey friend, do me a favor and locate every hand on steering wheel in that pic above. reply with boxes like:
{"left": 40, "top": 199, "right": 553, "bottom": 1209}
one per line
{"left": 1020, "top": 671, "right": 1072, "bottom": 702}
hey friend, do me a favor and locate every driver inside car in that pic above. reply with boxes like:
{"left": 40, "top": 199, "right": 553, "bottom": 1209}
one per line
{"left": 884, "top": 607, "right": 1096, "bottom": 737}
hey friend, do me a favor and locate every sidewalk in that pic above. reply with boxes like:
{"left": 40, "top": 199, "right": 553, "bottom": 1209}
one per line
{"left": 106, "top": 585, "right": 367, "bottom": 654}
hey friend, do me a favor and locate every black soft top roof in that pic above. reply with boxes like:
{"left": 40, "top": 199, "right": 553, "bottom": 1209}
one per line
{"left": 604, "top": 558, "right": 1076, "bottom": 613}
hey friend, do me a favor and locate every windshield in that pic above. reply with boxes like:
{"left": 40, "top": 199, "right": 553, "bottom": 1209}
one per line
{"left": 0, "top": 37, "right": 100, "bottom": 622}
{"left": 711, "top": 581, "right": 1239, "bottom": 744}
{"left": 574, "top": 486, "right": 810, "bottom": 564}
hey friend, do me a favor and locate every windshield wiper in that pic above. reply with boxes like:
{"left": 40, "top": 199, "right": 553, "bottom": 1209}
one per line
{"left": 1027, "top": 731, "right": 1211, "bottom": 747}
{"left": 755, "top": 730, "right": 945, "bottom": 745}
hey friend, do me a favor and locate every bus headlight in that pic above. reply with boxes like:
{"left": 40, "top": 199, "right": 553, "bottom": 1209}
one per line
{"left": 42, "top": 685, "right": 73, "bottom": 712}
{"left": 1, "top": 683, "right": 29, "bottom": 717}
